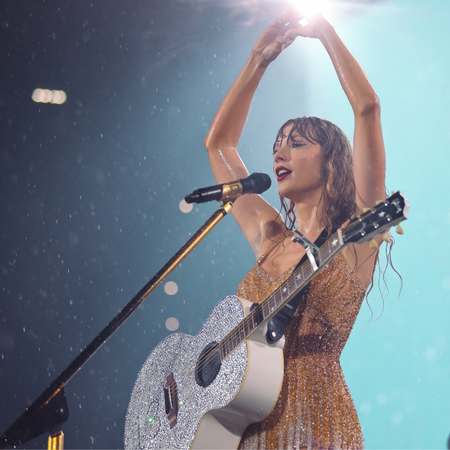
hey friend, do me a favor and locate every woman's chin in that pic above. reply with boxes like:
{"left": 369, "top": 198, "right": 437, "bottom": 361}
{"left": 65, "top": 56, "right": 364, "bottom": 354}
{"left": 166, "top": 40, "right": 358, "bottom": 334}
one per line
{"left": 278, "top": 187, "right": 295, "bottom": 201}
{"left": 278, "top": 185, "right": 320, "bottom": 204}
{"left": 277, "top": 178, "right": 297, "bottom": 194}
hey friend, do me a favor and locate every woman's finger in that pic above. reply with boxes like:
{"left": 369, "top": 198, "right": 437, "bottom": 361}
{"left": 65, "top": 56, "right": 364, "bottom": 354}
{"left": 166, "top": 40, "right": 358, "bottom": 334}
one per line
{"left": 283, "top": 28, "right": 306, "bottom": 43}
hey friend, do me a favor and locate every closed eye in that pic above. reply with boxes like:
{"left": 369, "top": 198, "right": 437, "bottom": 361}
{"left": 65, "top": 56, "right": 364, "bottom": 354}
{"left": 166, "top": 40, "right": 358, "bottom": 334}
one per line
{"left": 273, "top": 142, "right": 305, "bottom": 154}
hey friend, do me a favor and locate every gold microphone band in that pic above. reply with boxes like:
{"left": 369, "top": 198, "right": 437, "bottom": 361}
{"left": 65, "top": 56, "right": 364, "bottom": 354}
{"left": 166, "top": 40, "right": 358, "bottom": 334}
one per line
{"left": 220, "top": 181, "right": 243, "bottom": 201}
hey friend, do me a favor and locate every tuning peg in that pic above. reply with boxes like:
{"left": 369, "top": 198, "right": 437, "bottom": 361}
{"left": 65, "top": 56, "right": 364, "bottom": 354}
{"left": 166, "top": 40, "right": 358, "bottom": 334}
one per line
{"left": 391, "top": 190, "right": 395, "bottom": 195}
{"left": 363, "top": 207, "right": 370, "bottom": 213}
{"left": 369, "top": 239, "right": 379, "bottom": 250}
{"left": 375, "top": 200, "right": 383, "bottom": 205}
{"left": 382, "top": 232, "right": 391, "bottom": 243}
{"left": 396, "top": 224, "right": 404, "bottom": 235}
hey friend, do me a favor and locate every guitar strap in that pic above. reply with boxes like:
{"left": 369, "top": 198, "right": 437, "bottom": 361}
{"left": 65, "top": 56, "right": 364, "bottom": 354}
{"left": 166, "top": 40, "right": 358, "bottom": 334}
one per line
{"left": 265, "top": 228, "right": 332, "bottom": 344}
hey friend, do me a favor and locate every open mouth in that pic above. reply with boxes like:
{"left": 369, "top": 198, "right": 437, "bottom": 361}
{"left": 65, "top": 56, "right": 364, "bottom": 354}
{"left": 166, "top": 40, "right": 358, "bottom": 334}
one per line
{"left": 276, "top": 167, "right": 292, "bottom": 181}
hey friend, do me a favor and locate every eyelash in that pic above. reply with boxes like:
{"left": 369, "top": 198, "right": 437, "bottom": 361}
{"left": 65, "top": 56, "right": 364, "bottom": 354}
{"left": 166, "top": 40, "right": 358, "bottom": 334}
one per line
{"left": 272, "top": 140, "right": 305, "bottom": 155}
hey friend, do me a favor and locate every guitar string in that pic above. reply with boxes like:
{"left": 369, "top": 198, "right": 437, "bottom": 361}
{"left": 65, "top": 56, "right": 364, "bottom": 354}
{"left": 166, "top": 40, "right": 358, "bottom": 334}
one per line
{"left": 164, "top": 213, "right": 374, "bottom": 392}
{"left": 164, "top": 217, "right": 369, "bottom": 392}
{"left": 216, "top": 198, "right": 396, "bottom": 359}
{"left": 164, "top": 199, "right": 395, "bottom": 392}
{"left": 164, "top": 223, "right": 385, "bottom": 396}
{"left": 217, "top": 233, "right": 339, "bottom": 358}
{"left": 162, "top": 233, "right": 338, "bottom": 394}
{"left": 163, "top": 229, "right": 341, "bottom": 392}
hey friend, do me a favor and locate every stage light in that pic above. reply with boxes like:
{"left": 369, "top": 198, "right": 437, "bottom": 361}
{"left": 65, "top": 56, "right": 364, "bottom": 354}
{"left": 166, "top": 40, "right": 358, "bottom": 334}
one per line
{"left": 165, "top": 317, "right": 180, "bottom": 331}
{"left": 292, "top": 0, "right": 330, "bottom": 20}
{"left": 179, "top": 198, "right": 193, "bottom": 213}
{"left": 32, "top": 89, "right": 46, "bottom": 102}
{"left": 164, "top": 281, "right": 179, "bottom": 295}
{"left": 31, "top": 88, "right": 67, "bottom": 104}
{"left": 44, "top": 90, "right": 53, "bottom": 103}
{"left": 51, "top": 90, "right": 64, "bottom": 104}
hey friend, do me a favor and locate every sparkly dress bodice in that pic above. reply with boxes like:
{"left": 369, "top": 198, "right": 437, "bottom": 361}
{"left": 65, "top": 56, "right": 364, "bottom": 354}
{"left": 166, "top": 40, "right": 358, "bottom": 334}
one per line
{"left": 237, "top": 236, "right": 366, "bottom": 449}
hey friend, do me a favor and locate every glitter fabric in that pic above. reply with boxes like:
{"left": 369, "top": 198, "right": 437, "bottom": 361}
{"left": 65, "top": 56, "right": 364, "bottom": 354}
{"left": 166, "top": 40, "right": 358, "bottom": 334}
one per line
{"left": 124, "top": 295, "right": 249, "bottom": 449}
{"left": 237, "top": 237, "right": 366, "bottom": 449}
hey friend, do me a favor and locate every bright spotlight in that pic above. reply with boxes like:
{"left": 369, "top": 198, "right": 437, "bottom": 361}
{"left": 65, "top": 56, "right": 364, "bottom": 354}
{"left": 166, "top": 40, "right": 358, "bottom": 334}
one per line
{"left": 165, "top": 317, "right": 180, "bottom": 331}
{"left": 179, "top": 199, "right": 193, "bottom": 213}
{"left": 293, "top": 0, "right": 329, "bottom": 19}
{"left": 51, "top": 90, "right": 67, "bottom": 104}
{"left": 44, "top": 90, "right": 53, "bottom": 103}
{"left": 299, "top": 18, "right": 310, "bottom": 27}
{"left": 32, "top": 89, "right": 46, "bottom": 102}
{"left": 31, "top": 88, "right": 67, "bottom": 105}
{"left": 164, "top": 281, "right": 179, "bottom": 296}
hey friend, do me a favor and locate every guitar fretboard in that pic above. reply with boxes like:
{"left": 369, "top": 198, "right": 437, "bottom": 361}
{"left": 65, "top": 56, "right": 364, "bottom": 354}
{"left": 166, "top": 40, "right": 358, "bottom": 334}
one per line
{"left": 219, "top": 230, "right": 344, "bottom": 360}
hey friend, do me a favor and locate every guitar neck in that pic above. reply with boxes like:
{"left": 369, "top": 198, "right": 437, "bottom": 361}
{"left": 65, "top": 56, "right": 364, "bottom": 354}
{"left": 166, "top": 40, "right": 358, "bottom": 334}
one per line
{"left": 218, "top": 190, "right": 409, "bottom": 360}
{"left": 219, "top": 229, "right": 344, "bottom": 360}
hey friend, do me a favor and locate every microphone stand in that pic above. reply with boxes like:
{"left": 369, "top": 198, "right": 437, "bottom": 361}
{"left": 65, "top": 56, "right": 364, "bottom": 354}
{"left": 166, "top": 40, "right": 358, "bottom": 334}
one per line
{"left": 1, "top": 200, "right": 235, "bottom": 449}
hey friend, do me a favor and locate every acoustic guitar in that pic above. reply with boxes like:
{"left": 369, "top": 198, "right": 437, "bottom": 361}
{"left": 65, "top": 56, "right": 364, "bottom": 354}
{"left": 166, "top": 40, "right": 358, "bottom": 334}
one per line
{"left": 125, "top": 191, "right": 408, "bottom": 449}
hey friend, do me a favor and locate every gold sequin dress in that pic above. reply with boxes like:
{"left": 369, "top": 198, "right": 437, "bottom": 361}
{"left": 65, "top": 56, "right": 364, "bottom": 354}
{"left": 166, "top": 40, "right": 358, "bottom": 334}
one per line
{"left": 237, "top": 235, "right": 366, "bottom": 449}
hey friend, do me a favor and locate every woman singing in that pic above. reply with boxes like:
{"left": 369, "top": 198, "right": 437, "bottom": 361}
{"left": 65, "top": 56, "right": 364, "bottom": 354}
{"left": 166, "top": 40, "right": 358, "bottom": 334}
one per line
{"left": 204, "top": 9, "right": 386, "bottom": 449}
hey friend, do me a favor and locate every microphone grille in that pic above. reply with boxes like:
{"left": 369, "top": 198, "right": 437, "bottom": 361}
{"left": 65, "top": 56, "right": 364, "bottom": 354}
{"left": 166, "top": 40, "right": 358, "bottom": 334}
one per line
{"left": 246, "top": 172, "right": 271, "bottom": 194}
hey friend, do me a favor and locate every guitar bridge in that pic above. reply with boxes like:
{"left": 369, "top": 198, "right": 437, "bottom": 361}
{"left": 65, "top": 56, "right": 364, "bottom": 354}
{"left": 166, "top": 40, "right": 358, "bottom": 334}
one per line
{"left": 164, "top": 372, "right": 178, "bottom": 428}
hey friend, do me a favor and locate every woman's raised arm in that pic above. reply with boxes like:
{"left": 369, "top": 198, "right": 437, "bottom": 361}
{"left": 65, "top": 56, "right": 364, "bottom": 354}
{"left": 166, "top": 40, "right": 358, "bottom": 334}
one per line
{"left": 283, "top": 13, "right": 386, "bottom": 213}
{"left": 204, "top": 14, "right": 296, "bottom": 256}
{"left": 283, "top": 12, "right": 386, "bottom": 286}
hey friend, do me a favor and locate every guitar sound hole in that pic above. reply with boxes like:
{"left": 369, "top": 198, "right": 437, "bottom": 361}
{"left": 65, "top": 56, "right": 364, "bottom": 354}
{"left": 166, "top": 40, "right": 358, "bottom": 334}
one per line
{"left": 195, "top": 342, "right": 221, "bottom": 388}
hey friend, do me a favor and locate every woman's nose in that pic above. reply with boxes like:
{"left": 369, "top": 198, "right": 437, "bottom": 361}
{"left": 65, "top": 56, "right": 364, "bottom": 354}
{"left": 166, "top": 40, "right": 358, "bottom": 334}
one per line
{"left": 274, "top": 144, "right": 289, "bottom": 162}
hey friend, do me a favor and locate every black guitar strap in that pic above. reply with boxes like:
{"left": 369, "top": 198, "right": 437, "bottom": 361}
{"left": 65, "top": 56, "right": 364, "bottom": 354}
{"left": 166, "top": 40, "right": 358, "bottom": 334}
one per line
{"left": 265, "top": 228, "right": 332, "bottom": 344}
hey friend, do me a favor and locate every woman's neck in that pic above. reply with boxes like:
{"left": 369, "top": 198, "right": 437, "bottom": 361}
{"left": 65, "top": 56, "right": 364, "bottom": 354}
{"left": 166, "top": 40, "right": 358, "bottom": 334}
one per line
{"left": 293, "top": 194, "right": 325, "bottom": 236}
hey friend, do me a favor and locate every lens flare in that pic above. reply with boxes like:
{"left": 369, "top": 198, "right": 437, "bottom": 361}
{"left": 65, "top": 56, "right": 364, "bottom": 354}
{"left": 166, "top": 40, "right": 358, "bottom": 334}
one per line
{"left": 165, "top": 317, "right": 180, "bottom": 331}
{"left": 179, "top": 198, "right": 193, "bottom": 213}
{"left": 293, "top": 0, "right": 329, "bottom": 19}
{"left": 164, "top": 281, "right": 179, "bottom": 295}
{"left": 31, "top": 88, "right": 67, "bottom": 104}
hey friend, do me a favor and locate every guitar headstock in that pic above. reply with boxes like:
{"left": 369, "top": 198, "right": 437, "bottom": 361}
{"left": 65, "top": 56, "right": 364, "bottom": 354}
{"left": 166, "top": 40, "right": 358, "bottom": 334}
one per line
{"left": 343, "top": 191, "right": 409, "bottom": 245}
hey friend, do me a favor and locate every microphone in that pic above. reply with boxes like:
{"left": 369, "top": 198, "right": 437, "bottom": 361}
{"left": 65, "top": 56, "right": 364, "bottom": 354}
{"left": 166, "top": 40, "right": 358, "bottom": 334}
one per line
{"left": 184, "top": 172, "right": 271, "bottom": 204}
